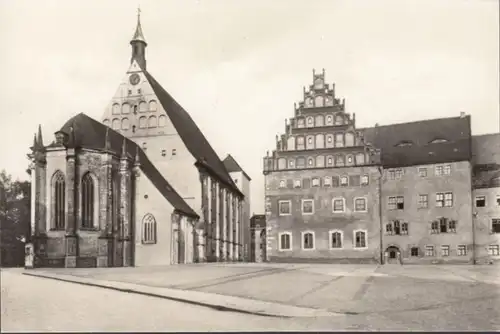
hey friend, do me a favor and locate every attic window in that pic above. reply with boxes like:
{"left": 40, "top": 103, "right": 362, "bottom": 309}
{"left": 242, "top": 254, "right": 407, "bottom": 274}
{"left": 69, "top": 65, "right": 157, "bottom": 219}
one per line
{"left": 161, "top": 149, "right": 166, "bottom": 157}
{"left": 172, "top": 149, "right": 177, "bottom": 156}
{"left": 396, "top": 141, "right": 413, "bottom": 147}
{"left": 430, "top": 138, "right": 448, "bottom": 144}
{"left": 142, "top": 142, "right": 147, "bottom": 151}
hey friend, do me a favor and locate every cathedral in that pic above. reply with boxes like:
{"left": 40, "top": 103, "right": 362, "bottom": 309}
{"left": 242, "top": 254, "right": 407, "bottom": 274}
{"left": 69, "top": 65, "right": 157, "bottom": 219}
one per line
{"left": 27, "top": 12, "right": 251, "bottom": 268}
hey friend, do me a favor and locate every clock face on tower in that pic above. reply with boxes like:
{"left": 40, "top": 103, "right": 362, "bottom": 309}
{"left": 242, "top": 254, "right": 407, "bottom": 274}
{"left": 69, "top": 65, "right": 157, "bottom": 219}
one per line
{"left": 129, "top": 73, "right": 140, "bottom": 85}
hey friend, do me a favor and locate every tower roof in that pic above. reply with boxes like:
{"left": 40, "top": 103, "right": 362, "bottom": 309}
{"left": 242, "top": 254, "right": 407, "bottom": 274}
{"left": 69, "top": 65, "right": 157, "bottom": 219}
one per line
{"left": 130, "top": 7, "right": 147, "bottom": 45}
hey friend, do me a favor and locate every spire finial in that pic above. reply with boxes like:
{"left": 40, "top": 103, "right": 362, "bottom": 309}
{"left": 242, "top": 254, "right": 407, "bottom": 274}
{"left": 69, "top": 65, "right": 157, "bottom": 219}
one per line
{"left": 131, "top": 6, "right": 147, "bottom": 44}
{"left": 37, "top": 124, "right": 44, "bottom": 147}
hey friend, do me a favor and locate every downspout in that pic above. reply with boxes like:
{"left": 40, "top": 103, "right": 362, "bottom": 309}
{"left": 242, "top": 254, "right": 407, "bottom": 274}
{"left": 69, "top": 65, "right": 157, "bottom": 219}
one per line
{"left": 378, "top": 166, "right": 384, "bottom": 265}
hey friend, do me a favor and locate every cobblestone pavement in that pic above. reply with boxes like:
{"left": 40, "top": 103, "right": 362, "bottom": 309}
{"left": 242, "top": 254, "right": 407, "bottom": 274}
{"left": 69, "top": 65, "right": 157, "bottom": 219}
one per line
{"left": 15, "top": 263, "right": 500, "bottom": 331}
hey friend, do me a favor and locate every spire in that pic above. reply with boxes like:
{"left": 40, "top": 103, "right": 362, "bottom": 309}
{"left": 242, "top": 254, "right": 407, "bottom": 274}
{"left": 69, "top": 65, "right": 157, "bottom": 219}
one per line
{"left": 32, "top": 133, "right": 37, "bottom": 150}
{"left": 130, "top": 7, "right": 147, "bottom": 70}
{"left": 37, "top": 124, "right": 44, "bottom": 147}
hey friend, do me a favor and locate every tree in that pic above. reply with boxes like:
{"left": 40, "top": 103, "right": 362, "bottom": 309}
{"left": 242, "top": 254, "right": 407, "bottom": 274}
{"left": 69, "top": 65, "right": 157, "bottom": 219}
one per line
{"left": 0, "top": 170, "right": 31, "bottom": 267}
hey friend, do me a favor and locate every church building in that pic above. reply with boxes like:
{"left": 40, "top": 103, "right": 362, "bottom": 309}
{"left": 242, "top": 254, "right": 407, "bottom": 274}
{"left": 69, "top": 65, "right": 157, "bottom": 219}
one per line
{"left": 27, "top": 11, "right": 251, "bottom": 267}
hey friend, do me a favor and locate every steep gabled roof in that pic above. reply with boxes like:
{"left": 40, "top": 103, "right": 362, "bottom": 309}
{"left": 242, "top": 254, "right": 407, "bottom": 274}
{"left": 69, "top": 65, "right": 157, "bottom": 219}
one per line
{"left": 143, "top": 71, "right": 244, "bottom": 198}
{"left": 362, "top": 116, "right": 472, "bottom": 168}
{"left": 223, "top": 154, "right": 251, "bottom": 181}
{"left": 58, "top": 113, "right": 199, "bottom": 219}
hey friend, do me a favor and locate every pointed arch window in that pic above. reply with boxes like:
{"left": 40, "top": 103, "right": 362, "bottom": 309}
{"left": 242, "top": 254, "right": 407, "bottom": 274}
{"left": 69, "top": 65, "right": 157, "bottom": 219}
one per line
{"left": 158, "top": 115, "right": 167, "bottom": 127}
{"left": 81, "top": 173, "right": 96, "bottom": 229}
{"left": 142, "top": 213, "right": 157, "bottom": 244}
{"left": 148, "top": 115, "right": 158, "bottom": 128}
{"left": 51, "top": 171, "right": 65, "bottom": 230}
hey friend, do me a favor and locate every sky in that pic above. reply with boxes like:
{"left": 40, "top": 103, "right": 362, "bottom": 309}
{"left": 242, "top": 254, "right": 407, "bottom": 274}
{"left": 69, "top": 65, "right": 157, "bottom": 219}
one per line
{"left": 0, "top": 0, "right": 498, "bottom": 215}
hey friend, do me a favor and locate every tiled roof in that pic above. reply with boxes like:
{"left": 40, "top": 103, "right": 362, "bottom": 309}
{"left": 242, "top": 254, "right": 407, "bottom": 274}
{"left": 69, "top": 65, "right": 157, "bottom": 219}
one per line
{"left": 58, "top": 113, "right": 199, "bottom": 219}
{"left": 143, "top": 71, "right": 244, "bottom": 199}
{"left": 362, "top": 116, "right": 472, "bottom": 168}
{"left": 472, "top": 133, "right": 500, "bottom": 165}
{"left": 222, "top": 154, "right": 251, "bottom": 181}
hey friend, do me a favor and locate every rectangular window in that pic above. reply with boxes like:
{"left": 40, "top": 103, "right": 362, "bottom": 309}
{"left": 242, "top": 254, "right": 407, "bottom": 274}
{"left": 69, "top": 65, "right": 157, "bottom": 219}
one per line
{"left": 441, "top": 245, "right": 450, "bottom": 257}
{"left": 361, "top": 175, "right": 369, "bottom": 186}
{"left": 311, "top": 178, "right": 320, "bottom": 187}
{"left": 418, "top": 194, "right": 428, "bottom": 208}
{"left": 333, "top": 198, "right": 345, "bottom": 213}
{"left": 278, "top": 201, "right": 291, "bottom": 216}
{"left": 492, "top": 219, "right": 500, "bottom": 234}
{"left": 425, "top": 245, "right": 434, "bottom": 257}
{"left": 161, "top": 149, "right": 167, "bottom": 157}
{"left": 349, "top": 175, "right": 361, "bottom": 187}
{"left": 388, "top": 196, "right": 404, "bottom": 210}
{"left": 418, "top": 167, "right": 427, "bottom": 177}
{"left": 435, "top": 165, "right": 443, "bottom": 176}
{"left": 302, "top": 199, "right": 314, "bottom": 215}
{"left": 172, "top": 149, "right": 177, "bottom": 156}
{"left": 488, "top": 245, "right": 499, "bottom": 256}
{"left": 330, "top": 231, "right": 343, "bottom": 249}
{"left": 436, "top": 192, "right": 453, "bottom": 207}
{"left": 457, "top": 245, "right": 467, "bottom": 256}
{"left": 411, "top": 247, "right": 419, "bottom": 257}
{"left": 388, "top": 170, "right": 395, "bottom": 180}
{"left": 475, "top": 196, "right": 486, "bottom": 208}
{"left": 443, "top": 165, "right": 451, "bottom": 175}
{"left": 279, "top": 233, "right": 291, "bottom": 251}
{"left": 302, "top": 232, "right": 314, "bottom": 250}
{"left": 324, "top": 176, "right": 332, "bottom": 187}
{"left": 331, "top": 176, "right": 339, "bottom": 187}
{"left": 395, "top": 169, "right": 403, "bottom": 179}
{"left": 401, "top": 222, "right": 409, "bottom": 235}
{"left": 354, "top": 230, "right": 367, "bottom": 248}
{"left": 293, "top": 179, "right": 301, "bottom": 188}
{"left": 431, "top": 221, "right": 439, "bottom": 234}
{"left": 354, "top": 198, "right": 367, "bottom": 212}
{"left": 335, "top": 134, "right": 344, "bottom": 147}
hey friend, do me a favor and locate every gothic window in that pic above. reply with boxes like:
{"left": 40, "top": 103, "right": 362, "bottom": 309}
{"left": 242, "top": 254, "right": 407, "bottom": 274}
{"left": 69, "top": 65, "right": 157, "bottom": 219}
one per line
{"left": 306, "top": 136, "right": 314, "bottom": 149}
{"left": 335, "top": 114, "right": 344, "bottom": 125}
{"left": 139, "top": 116, "right": 147, "bottom": 129}
{"left": 296, "top": 136, "right": 305, "bottom": 150}
{"left": 335, "top": 154, "right": 345, "bottom": 167}
{"left": 307, "top": 117, "right": 314, "bottom": 128}
{"left": 326, "top": 134, "right": 334, "bottom": 148}
{"left": 315, "top": 96, "right": 324, "bottom": 107}
{"left": 112, "top": 118, "right": 120, "bottom": 130}
{"left": 112, "top": 103, "right": 120, "bottom": 115}
{"left": 142, "top": 213, "right": 157, "bottom": 244}
{"left": 335, "top": 133, "right": 344, "bottom": 147}
{"left": 139, "top": 101, "right": 148, "bottom": 113}
{"left": 148, "top": 115, "right": 157, "bottom": 128}
{"left": 158, "top": 115, "right": 167, "bottom": 127}
{"left": 315, "top": 134, "right": 324, "bottom": 149}
{"left": 81, "top": 173, "right": 96, "bottom": 229}
{"left": 326, "top": 115, "right": 334, "bottom": 125}
{"left": 355, "top": 153, "right": 365, "bottom": 165}
{"left": 278, "top": 158, "right": 287, "bottom": 170}
{"left": 345, "top": 132, "right": 355, "bottom": 147}
{"left": 121, "top": 118, "right": 130, "bottom": 130}
{"left": 315, "top": 115, "right": 324, "bottom": 127}
{"left": 51, "top": 171, "right": 65, "bottom": 230}
{"left": 121, "top": 103, "right": 130, "bottom": 114}
{"left": 149, "top": 100, "right": 157, "bottom": 112}
{"left": 287, "top": 136, "right": 296, "bottom": 150}
{"left": 316, "top": 155, "right": 325, "bottom": 167}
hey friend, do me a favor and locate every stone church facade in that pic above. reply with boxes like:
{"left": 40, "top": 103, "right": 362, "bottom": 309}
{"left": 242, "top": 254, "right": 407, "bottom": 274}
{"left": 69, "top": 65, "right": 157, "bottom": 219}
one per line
{"left": 263, "top": 69, "right": 500, "bottom": 264}
{"left": 27, "top": 12, "right": 251, "bottom": 268}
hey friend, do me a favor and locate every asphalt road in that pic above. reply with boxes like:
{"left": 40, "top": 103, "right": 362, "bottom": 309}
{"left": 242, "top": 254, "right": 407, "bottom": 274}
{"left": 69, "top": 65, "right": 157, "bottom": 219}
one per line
{"left": 1, "top": 268, "right": 498, "bottom": 331}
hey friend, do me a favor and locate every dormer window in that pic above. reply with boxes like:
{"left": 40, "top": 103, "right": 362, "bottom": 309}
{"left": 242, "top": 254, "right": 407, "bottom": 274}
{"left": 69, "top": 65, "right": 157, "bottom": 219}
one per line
{"left": 430, "top": 138, "right": 448, "bottom": 144}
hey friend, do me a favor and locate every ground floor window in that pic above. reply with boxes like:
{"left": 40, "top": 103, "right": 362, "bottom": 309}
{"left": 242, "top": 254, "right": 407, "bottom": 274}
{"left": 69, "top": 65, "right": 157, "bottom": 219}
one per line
{"left": 488, "top": 245, "right": 499, "bottom": 256}
{"left": 279, "top": 233, "right": 291, "bottom": 251}
{"left": 354, "top": 230, "right": 367, "bottom": 248}
{"left": 425, "top": 245, "right": 434, "bottom": 257}
{"left": 457, "top": 245, "right": 467, "bottom": 256}
{"left": 410, "top": 247, "right": 419, "bottom": 257}
{"left": 302, "top": 232, "right": 314, "bottom": 250}
{"left": 441, "top": 245, "right": 450, "bottom": 257}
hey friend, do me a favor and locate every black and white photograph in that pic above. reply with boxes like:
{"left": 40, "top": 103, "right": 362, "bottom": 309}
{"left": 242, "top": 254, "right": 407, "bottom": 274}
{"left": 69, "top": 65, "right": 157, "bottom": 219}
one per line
{"left": 1, "top": 0, "right": 499, "bottom": 331}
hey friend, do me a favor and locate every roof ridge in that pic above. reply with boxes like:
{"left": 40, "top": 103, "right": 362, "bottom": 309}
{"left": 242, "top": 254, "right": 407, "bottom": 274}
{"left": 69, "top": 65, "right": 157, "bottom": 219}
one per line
{"left": 364, "top": 115, "right": 466, "bottom": 129}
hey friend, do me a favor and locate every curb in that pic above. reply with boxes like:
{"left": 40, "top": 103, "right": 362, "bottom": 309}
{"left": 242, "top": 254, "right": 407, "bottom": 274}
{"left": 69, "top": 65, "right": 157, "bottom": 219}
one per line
{"left": 22, "top": 271, "right": 340, "bottom": 318}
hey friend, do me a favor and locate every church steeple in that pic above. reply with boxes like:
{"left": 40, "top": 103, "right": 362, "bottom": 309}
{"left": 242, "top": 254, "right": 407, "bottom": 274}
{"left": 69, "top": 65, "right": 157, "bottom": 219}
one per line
{"left": 130, "top": 7, "right": 147, "bottom": 70}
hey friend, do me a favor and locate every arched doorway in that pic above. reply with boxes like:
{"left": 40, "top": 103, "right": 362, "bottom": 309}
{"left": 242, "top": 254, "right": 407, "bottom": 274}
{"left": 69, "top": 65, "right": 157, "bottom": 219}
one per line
{"left": 385, "top": 245, "right": 401, "bottom": 264}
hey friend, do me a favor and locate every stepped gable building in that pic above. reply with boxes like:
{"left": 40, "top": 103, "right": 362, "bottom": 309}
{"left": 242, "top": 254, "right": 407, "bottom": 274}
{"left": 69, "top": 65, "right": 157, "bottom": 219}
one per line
{"left": 263, "top": 69, "right": 500, "bottom": 264}
{"left": 263, "top": 69, "right": 383, "bottom": 264}
{"left": 28, "top": 11, "right": 251, "bottom": 267}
